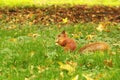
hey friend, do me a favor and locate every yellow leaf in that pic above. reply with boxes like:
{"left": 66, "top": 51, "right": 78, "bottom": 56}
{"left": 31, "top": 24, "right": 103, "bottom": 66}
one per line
{"left": 37, "top": 66, "right": 48, "bottom": 73}
{"left": 72, "top": 75, "right": 79, "bottom": 80}
{"left": 30, "top": 65, "right": 34, "bottom": 74}
{"left": 28, "top": 33, "right": 40, "bottom": 38}
{"left": 25, "top": 78, "right": 29, "bottom": 80}
{"left": 29, "top": 22, "right": 33, "bottom": 25}
{"left": 72, "top": 32, "right": 82, "bottom": 39}
{"left": 94, "top": 74, "right": 103, "bottom": 80}
{"left": 30, "top": 51, "right": 35, "bottom": 57}
{"left": 82, "top": 74, "right": 94, "bottom": 80}
{"left": 6, "top": 25, "right": 17, "bottom": 30}
{"left": 12, "top": 25, "right": 17, "bottom": 29}
{"left": 58, "top": 61, "right": 64, "bottom": 65}
{"left": 62, "top": 17, "right": 68, "bottom": 23}
{"left": 72, "top": 34, "right": 80, "bottom": 38}
{"left": 86, "top": 34, "right": 94, "bottom": 40}
{"left": 60, "top": 64, "right": 74, "bottom": 72}
{"left": 58, "top": 61, "right": 76, "bottom": 75}
{"left": 38, "top": 66, "right": 45, "bottom": 73}
{"left": 60, "top": 71, "right": 64, "bottom": 78}
{"left": 109, "top": 52, "right": 116, "bottom": 55}
{"left": 96, "top": 24, "right": 105, "bottom": 32}
{"left": 25, "top": 75, "right": 36, "bottom": 80}
{"left": 9, "top": 38, "right": 17, "bottom": 42}
{"left": 66, "top": 61, "right": 77, "bottom": 68}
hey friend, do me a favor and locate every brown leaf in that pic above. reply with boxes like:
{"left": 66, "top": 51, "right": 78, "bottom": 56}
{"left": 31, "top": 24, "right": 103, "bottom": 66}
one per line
{"left": 104, "top": 59, "right": 113, "bottom": 67}
{"left": 0, "top": 5, "right": 120, "bottom": 25}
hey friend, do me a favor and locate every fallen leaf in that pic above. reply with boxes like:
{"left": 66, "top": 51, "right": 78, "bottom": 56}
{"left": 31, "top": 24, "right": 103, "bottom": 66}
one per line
{"left": 72, "top": 34, "right": 80, "bottom": 39}
{"left": 28, "top": 33, "right": 40, "bottom": 38}
{"left": 62, "top": 17, "right": 68, "bottom": 23}
{"left": 30, "top": 65, "right": 34, "bottom": 74}
{"left": 26, "top": 13, "right": 34, "bottom": 19}
{"left": 72, "top": 32, "right": 82, "bottom": 39}
{"left": 94, "top": 73, "right": 104, "bottom": 80}
{"left": 109, "top": 52, "right": 116, "bottom": 56}
{"left": 72, "top": 75, "right": 79, "bottom": 80}
{"left": 96, "top": 23, "right": 105, "bottom": 32}
{"left": 57, "top": 24, "right": 62, "bottom": 29}
{"left": 104, "top": 59, "right": 113, "bottom": 67}
{"left": 60, "top": 71, "right": 64, "bottom": 78}
{"left": 25, "top": 75, "right": 36, "bottom": 80}
{"left": 30, "top": 51, "right": 35, "bottom": 57}
{"left": 37, "top": 66, "right": 48, "bottom": 73}
{"left": 113, "top": 43, "right": 120, "bottom": 46}
{"left": 9, "top": 38, "right": 17, "bottom": 42}
{"left": 66, "top": 61, "right": 77, "bottom": 68}
{"left": 58, "top": 61, "right": 76, "bottom": 75}
{"left": 82, "top": 74, "right": 94, "bottom": 80}
{"left": 25, "top": 78, "right": 29, "bottom": 80}
{"left": 86, "top": 34, "right": 94, "bottom": 40}
{"left": 6, "top": 25, "right": 17, "bottom": 30}
{"left": 0, "top": 14, "right": 2, "bottom": 19}
{"left": 1, "top": 6, "right": 120, "bottom": 25}
{"left": 29, "top": 22, "right": 33, "bottom": 26}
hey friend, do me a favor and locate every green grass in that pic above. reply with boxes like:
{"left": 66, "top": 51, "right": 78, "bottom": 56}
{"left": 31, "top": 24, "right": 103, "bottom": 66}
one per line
{"left": 0, "top": 22, "right": 120, "bottom": 80}
{"left": 0, "top": 0, "right": 120, "bottom": 8}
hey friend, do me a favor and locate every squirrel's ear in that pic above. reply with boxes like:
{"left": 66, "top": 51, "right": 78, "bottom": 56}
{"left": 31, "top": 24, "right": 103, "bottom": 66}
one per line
{"left": 62, "top": 30, "right": 66, "bottom": 34}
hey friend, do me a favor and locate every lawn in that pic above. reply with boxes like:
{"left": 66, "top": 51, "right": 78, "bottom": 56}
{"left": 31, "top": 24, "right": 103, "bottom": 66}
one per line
{"left": 0, "top": 0, "right": 120, "bottom": 80}
{"left": 0, "top": 22, "right": 120, "bottom": 80}
{"left": 0, "top": 0, "right": 120, "bottom": 7}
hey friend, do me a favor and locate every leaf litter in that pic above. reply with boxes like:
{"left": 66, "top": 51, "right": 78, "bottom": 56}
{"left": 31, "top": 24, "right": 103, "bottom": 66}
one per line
{"left": 0, "top": 5, "right": 120, "bottom": 25}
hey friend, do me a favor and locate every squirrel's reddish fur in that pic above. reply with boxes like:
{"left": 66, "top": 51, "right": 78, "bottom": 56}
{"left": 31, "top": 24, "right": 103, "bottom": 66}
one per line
{"left": 79, "top": 42, "right": 109, "bottom": 53}
{"left": 56, "top": 31, "right": 76, "bottom": 51}
{"left": 56, "top": 31, "right": 109, "bottom": 53}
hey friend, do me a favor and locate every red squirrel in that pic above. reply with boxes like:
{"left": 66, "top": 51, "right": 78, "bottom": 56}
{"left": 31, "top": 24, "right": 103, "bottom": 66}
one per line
{"left": 56, "top": 31, "right": 77, "bottom": 51}
{"left": 56, "top": 31, "right": 109, "bottom": 53}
